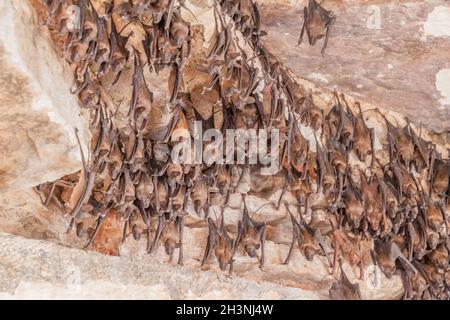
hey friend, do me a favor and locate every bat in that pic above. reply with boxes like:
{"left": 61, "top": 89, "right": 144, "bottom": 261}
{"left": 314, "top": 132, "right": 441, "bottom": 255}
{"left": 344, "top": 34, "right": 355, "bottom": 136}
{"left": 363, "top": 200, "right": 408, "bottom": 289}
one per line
{"left": 284, "top": 204, "right": 332, "bottom": 267}
{"left": 374, "top": 240, "right": 417, "bottom": 279}
{"left": 236, "top": 196, "right": 267, "bottom": 269}
{"left": 201, "top": 214, "right": 235, "bottom": 276}
{"left": 150, "top": 213, "right": 184, "bottom": 265}
{"left": 329, "top": 259, "right": 362, "bottom": 300}
{"left": 352, "top": 102, "right": 374, "bottom": 166}
{"left": 298, "top": 0, "right": 335, "bottom": 55}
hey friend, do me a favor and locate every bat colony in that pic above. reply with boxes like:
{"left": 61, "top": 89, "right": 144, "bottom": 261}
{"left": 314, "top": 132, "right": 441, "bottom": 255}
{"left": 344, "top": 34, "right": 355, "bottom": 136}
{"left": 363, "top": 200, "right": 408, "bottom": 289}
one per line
{"left": 35, "top": 0, "right": 450, "bottom": 300}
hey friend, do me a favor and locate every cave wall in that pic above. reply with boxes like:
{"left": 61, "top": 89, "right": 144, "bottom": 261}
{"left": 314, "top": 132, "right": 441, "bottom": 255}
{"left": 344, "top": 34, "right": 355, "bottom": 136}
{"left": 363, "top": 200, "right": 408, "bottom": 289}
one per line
{"left": 258, "top": 0, "right": 450, "bottom": 134}
{"left": 0, "top": 0, "right": 449, "bottom": 300}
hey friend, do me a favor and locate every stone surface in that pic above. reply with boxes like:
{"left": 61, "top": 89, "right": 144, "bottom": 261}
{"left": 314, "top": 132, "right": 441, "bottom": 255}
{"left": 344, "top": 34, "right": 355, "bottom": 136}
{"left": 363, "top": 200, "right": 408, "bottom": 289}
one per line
{"left": 0, "top": 232, "right": 403, "bottom": 299}
{"left": 0, "top": 0, "right": 89, "bottom": 192}
{"left": 258, "top": 0, "right": 450, "bottom": 133}
{"left": 1, "top": 0, "right": 448, "bottom": 300}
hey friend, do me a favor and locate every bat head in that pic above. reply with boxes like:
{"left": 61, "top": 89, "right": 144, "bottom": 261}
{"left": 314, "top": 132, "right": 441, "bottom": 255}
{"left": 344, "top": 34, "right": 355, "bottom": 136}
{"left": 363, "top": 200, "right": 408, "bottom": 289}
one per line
{"left": 305, "top": 0, "right": 335, "bottom": 47}
{"left": 322, "top": 173, "right": 336, "bottom": 194}
{"left": 366, "top": 208, "right": 382, "bottom": 232}
{"left": 379, "top": 261, "right": 396, "bottom": 279}
{"left": 244, "top": 242, "right": 260, "bottom": 258}
{"left": 304, "top": 246, "right": 316, "bottom": 262}
{"left": 345, "top": 203, "right": 364, "bottom": 229}
{"left": 76, "top": 221, "right": 85, "bottom": 238}
{"left": 238, "top": 104, "right": 259, "bottom": 128}
{"left": 427, "top": 229, "right": 440, "bottom": 251}
{"left": 444, "top": 270, "right": 450, "bottom": 290}
{"left": 432, "top": 168, "right": 449, "bottom": 194}
{"left": 425, "top": 264, "right": 445, "bottom": 288}
{"left": 411, "top": 272, "right": 428, "bottom": 298}
{"left": 164, "top": 238, "right": 177, "bottom": 256}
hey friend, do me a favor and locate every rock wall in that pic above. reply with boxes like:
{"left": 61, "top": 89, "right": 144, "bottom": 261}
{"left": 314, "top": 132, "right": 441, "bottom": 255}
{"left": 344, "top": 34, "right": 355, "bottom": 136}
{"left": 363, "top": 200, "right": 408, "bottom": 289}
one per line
{"left": 0, "top": 0, "right": 90, "bottom": 192}
{"left": 258, "top": 0, "right": 450, "bottom": 133}
{"left": 0, "top": 0, "right": 449, "bottom": 300}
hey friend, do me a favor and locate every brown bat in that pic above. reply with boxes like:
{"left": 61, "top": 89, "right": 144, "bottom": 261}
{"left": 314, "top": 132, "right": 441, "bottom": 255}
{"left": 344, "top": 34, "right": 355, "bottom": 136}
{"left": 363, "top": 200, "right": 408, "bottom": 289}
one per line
{"left": 374, "top": 240, "right": 417, "bottom": 279}
{"left": 420, "top": 262, "right": 445, "bottom": 293}
{"left": 129, "top": 51, "right": 153, "bottom": 125}
{"left": 109, "top": 17, "right": 131, "bottom": 84}
{"left": 216, "top": 165, "right": 231, "bottom": 194}
{"left": 376, "top": 110, "right": 414, "bottom": 169}
{"left": 150, "top": 213, "right": 184, "bottom": 265}
{"left": 201, "top": 214, "right": 236, "bottom": 276}
{"left": 326, "top": 138, "right": 347, "bottom": 202}
{"left": 155, "top": 177, "right": 170, "bottom": 213}
{"left": 298, "top": 93, "right": 323, "bottom": 131}
{"left": 407, "top": 121, "right": 433, "bottom": 173}
{"left": 168, "top": 10, "right": 191, "bottom": 49}
{"left": 330, "top": 219, "right": 367, "bottom": 280}
{"left": 385, "top": 160, "right": 416, "bottom": 204}
{"left": 430, "top": 159, "right": 450, "bottom": 196}
{"left": 342, "top": 174, "right": 365, "bottom": 229}
{"left": 427, "top": 227, "right": 441, "bottom": 251}
{"left": 359, "top": 170, "right": 382, "bottom": 232}
{"left": 337, "top": 94, "right": 355, "bottom": 148}
{"left": 377, "top": 176, "right": 398, "bottom": 219}
{"left": 288, "top": 114, "right": 310, "bottom": 177}
{"left": 406, "top": 217, "right": 427, "bottom": 260}
{"left": 67, "top": 128, "right": 97, "bottom": 232}
{"left": 284, "top": 204, "right": 332, "bottom": 266}
{"left": 190, "top": 175, "right": 209, "bottom": 217}
{"left": 427, "top": 201, "right": 446, "bottom": 234}
{"left": 93, "top": 16, "right": 110, "bottom": 77}
{"left": 352, "top": 102, "right": 375, "bottom": 166}
{"left": 170, "top": 185, "right": 187, "bottom": 213}
{"left": 208, "top": 5, "right": 232, "bottom": 59}
{"left": 236, "top": 197, "right": 267, "bottom": 269}
{"left": 409, "top": 269, "right": 429, "bottom": 300}
{"left": 127, "top": 206, "right": 148, "bottom": 241}
{"left": 298, "top": 0, "right": 335, "bottom": 55}
{"left": 290, "top": 174, "right": 312, "bottom": 209}
{"left": 329, "top": 259, "right": 362, "bottom": 300}
{"left": 429, "top": 243, "right": 449, "bottom": 270}
{"left": 314, "top": 133, "right": 335, "bottom": 194}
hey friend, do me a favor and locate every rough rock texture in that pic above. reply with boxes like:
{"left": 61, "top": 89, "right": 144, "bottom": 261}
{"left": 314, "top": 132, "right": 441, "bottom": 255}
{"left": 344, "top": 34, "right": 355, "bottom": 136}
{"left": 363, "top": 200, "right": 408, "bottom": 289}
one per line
{"left": 0, "top": 0, "right": 449, "bottom": 300}
{"left": 0, "top": 232, "right": 403, "bottom": 299}
{"left": 0, "top": 0, "right": 89, "bottom": 192}
{"left": 258, "top": 0, "right": 450, "bottom": 133}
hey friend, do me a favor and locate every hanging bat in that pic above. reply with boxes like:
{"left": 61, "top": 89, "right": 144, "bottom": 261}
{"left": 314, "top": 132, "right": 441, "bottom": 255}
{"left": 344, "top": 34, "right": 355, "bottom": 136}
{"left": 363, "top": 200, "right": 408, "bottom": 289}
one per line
{"left": 374, "top": 240, "right": 417, "bottom": 279}
{"left": 376, "top": 109, "right": 414, "bottom": 170}
{"left": 236, "top": 197, "right": 267, "bottom": 269}
{"left": 430, "top": 158, "right": 450, "bottom": 196}
{"left": 329, "top": 259, "right": 362, "bottom": 300}
{"left": 129, "top": 50, "right": 153, "bottom": 124}
{"left": 201, "top": 214, "right": 236, "bottom": 276}
{"left": 150, "top": 213, "right": 184, "bottom": 265}
{"left": 298, "top": 0, "right": 335, "bottom": 55}
{"left": 298, "top": 93, "right": 323, "bottom": 131}
{"left": 377, "top": 176, "right": 398, "bottom": 219}
{"left": 67, "top": 128, "right": 97, "bottom": 232}
{"left": 359, "top": 170, "right": 382, "bottom": 232}
{"left": 428, "top": 243, "right": 449, "bottom": 270}
{"left": 342, "top": 173, "right": 365, "bottom": 229}
{"left": 284, "top": 204, "right": 332, "bottom": 266}
{"left": 330, "top": 220, "right": 367, "bottom": 280}
{"left": 352, "top": 102, "right": 375, "bottom": 166}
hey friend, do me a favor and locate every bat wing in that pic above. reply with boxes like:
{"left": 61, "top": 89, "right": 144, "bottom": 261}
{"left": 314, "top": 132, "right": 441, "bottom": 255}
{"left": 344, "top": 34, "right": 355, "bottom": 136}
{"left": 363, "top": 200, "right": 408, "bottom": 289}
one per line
{"left": 391, "top": 242, "right": 417, "bottom": 275}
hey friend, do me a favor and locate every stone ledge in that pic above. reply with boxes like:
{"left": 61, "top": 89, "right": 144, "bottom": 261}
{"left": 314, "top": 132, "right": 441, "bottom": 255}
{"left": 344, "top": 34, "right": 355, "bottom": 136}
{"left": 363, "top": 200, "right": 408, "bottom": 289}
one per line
{"left": 0, "top": 232, "right": 330, "bottom": 299}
